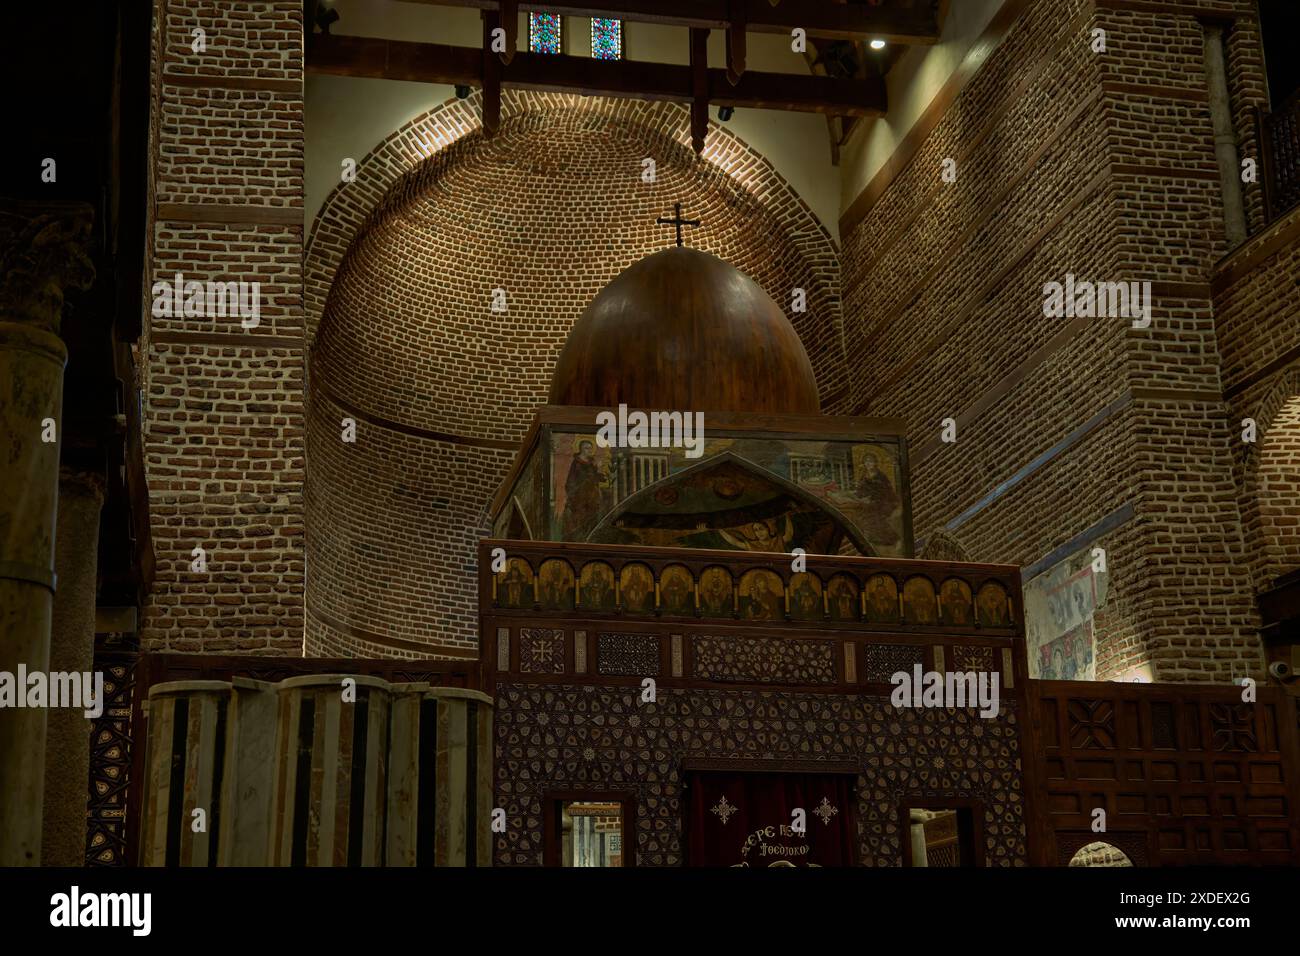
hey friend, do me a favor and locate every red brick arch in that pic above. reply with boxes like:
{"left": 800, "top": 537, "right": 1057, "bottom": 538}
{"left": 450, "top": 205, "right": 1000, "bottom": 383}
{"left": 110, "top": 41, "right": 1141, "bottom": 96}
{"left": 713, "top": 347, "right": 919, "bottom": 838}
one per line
{"left": 301, "top": 91, "right": 846, "bottom": 657}
{"left": 1241, "top": 368, "right": 1300, "bottom": 592}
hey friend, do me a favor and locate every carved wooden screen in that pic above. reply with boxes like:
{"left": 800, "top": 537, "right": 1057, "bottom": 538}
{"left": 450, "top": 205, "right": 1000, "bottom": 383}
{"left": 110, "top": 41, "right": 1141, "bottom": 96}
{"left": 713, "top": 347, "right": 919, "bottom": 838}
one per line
{"left": 85, "top": 650, "right": 138, "bottom": 866}
{"left": 1024, "top": 680, "right": 1300, "bottom": 865}
{"left": 482, "top": 538, "right": 1033, "bottom": 866}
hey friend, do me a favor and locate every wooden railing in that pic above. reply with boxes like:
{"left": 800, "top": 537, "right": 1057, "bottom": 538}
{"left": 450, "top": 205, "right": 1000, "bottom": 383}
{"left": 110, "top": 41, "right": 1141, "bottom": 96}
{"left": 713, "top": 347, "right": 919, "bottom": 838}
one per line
{"left": 479, "top": 539, "right": 1029, "bottom": 698}
{"left": 1258, "top": 93, "right": 1300, "bottom": 224}
{"left": 479, "top": 539, "right": 1023, "bottom": 635}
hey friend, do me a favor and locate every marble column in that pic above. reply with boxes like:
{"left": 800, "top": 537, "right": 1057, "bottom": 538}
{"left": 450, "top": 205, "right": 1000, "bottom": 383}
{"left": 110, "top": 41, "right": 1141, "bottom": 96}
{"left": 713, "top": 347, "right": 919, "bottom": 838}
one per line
{"left": 0, "top": 201, "right": 95, "bottom": 866}
{"left": 138, "top": 681, "right": 233, "bottom": 867}
{"left": 41, "top": 468, "right": 105, "bottom": 865}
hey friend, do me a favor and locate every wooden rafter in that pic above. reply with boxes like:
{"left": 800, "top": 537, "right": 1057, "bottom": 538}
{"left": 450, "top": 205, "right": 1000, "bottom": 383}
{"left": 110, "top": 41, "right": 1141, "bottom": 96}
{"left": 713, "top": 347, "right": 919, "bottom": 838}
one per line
{"left": 482, "top": 11, "right": 503, "bottom": 133}
{"left": 499, "top": 0, "right": 518, "bottom": 64}
{"left": 307, "top": 33, "right": 887, "bottom": 119}
{"left": 394, "top": 0, "right": 942, "bottom": 43}
{"left": 690, "top": 29, "right": 709, "bottom": 153}
{"left": 726, "top": 0, "right": 746, "bottom": 85}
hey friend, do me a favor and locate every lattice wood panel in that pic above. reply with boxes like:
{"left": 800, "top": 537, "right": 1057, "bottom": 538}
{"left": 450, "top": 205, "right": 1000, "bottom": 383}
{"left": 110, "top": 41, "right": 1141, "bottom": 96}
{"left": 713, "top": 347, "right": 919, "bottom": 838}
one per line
{"left": 1026, "top": 681, "right": 1300, "bottom": 866}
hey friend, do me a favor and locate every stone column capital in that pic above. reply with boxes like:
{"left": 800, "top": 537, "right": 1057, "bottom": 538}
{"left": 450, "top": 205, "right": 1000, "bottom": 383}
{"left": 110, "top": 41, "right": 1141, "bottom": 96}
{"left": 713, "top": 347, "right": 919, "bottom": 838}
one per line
{"left": 0, "top": 200, "right": 96, "bottom": 336}
{"left": 57, "top": 466, "right": 107, "bottom": 504}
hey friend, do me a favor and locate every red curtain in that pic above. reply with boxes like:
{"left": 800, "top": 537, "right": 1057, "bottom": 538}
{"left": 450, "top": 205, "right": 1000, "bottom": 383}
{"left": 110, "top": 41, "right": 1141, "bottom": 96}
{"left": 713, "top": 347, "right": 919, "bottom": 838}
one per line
{"left": 685, "top": 771, "right": 858, "bottom": 867}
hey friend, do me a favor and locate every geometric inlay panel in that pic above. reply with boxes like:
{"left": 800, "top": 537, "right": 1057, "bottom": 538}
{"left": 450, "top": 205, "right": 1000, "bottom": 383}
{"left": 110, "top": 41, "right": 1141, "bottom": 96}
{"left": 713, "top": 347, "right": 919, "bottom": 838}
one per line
{"left": 1067, "top": 698, "right": 1116, "bottom": 749}
{"left": 1150, "top": 701, "right": 1176, "bottom": 749}
{"left": 859, "top": 643, "right": 924, "bottom": 683}
{"left": 597, "top": 633, "right": 660, "bottom": 676}
{"left": 1209, "top": 703, "right": 1257, "bottom": 753}
{"left": 951, "top": 644, "right": 995, "bottom": 672}
{"left": 692, "top": 635, "right": 836, "bottom": 685}
{"left": 85, "top": 656, "right": 136, "bottom": 866}
{"left": 494, "top": 682, "right": 1028, "bottom": 867}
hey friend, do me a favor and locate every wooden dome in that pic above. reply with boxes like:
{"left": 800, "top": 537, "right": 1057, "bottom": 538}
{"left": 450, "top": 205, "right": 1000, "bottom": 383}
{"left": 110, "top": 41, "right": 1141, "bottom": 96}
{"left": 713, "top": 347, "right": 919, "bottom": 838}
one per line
{"left": 548, "top": 247, "right": 820, "bottom": 414}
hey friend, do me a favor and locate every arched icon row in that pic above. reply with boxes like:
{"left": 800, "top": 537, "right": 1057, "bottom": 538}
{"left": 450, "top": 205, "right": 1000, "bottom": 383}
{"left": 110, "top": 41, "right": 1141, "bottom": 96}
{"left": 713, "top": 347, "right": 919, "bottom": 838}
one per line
{"left": 494, "top": 558, "right": 1013, "bottom": 628}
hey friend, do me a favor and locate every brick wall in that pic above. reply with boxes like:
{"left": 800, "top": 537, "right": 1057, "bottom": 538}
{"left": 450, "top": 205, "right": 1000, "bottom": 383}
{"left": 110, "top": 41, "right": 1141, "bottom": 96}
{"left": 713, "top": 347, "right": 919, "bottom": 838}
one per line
{"left": 303, "top": 93, "right": 844, "bottom": 657}
{"left": 839, "top": 0, "right": 1273, "bottom": 681}
{"left": 141, "top": 0, "right": 305, "bottom": 654}
{"left": 1099, "top": 0, "right": 1261, "bottom": 682}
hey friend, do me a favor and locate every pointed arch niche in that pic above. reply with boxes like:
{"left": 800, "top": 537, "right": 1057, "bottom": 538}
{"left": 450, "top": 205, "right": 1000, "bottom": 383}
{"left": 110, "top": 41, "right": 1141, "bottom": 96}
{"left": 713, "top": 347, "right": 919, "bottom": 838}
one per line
{"left": 587, "top": 452, "right": 875, "bottom": 557}
{"left": 302, "top": 92, "right": 845, "bottom": 659}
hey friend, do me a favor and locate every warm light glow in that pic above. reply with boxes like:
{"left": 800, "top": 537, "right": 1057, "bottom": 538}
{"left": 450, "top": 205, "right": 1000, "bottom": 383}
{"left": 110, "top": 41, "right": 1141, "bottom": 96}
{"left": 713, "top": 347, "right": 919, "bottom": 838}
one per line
{"left": 870, "top": 38, "right": 887, "bottom": 50}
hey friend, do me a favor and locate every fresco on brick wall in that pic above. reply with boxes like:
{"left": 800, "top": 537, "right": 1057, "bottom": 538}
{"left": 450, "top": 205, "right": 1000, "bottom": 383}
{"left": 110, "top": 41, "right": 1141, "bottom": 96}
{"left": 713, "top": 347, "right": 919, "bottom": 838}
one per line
{"left": 544, "top": 428, "right": 908, "bottom": 556}
{"left": 1023, "top": 550, "right": 1107, "bottom": 680}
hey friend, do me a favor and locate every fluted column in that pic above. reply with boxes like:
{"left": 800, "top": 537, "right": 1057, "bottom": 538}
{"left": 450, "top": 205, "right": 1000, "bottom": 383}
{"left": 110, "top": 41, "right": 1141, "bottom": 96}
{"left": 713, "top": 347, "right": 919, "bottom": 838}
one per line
{"left": 0, "top": 201, "right": 95, "bottom": 865}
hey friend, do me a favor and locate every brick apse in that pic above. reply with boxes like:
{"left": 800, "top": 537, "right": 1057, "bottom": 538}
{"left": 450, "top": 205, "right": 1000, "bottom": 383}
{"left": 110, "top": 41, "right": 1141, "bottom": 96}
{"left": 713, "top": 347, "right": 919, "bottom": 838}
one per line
{"left": 304, "top": 92, "right": 845, "bottom": 659}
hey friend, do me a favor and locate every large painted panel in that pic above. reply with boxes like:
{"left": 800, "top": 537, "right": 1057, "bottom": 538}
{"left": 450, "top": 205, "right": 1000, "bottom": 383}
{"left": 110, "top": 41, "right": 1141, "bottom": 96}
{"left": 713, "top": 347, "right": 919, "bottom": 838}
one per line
{"left": 545, "top": 427, "right": 909, "bottom": 556}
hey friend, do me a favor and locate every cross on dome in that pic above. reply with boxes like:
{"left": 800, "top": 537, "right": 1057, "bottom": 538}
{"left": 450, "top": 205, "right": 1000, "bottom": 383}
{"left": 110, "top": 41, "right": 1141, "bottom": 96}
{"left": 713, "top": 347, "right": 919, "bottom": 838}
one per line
{"left": 655, "top": 202, "right": 701, "bottom": 247}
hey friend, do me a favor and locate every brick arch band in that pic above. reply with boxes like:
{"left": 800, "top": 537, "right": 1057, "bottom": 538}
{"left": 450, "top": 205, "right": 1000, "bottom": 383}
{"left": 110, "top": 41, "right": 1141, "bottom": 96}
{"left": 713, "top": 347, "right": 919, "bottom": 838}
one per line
{"left": 305, "top": 90, "right": 842, "bottom": 358}
{"left": 1240, "top": 367, "right": 1300, "bottom": 592}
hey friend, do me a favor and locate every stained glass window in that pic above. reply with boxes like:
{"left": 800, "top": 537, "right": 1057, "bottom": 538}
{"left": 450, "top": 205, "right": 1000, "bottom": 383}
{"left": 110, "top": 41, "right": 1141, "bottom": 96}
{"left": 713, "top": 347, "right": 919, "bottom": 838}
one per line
{"left": 591, "top": 18, "right": 622, "bottom": 60}
{"left": 529, "top": 13, "right": 562, "bottom": 55}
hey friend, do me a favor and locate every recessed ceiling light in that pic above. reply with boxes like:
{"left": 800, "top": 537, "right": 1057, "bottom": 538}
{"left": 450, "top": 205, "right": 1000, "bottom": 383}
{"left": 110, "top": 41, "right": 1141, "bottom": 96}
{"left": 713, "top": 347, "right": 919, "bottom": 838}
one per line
{"left": 870, "top": 39, "right": 887, "bottom": 50}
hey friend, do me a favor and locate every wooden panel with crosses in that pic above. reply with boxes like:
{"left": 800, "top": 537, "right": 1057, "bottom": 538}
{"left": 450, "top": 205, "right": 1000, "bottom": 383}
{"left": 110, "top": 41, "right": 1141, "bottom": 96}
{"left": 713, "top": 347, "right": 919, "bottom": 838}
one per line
{"left": 1024, "top": 680, "right": 1300, "bottom": 865}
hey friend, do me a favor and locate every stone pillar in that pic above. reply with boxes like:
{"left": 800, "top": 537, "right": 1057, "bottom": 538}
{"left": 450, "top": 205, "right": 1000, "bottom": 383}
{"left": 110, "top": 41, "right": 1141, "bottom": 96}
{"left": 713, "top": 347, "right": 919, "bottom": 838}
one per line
{"left": 41, "top": 468, "right": 105, "bottom": 866}
{"left": 908, "top": 809, "right": 931, "bottom": 867}
{"left": 1203, "top": 25, "right": 1248, "bottom": 248}
{"left": 218, "top": 678, "right": 279, "bottom": 866}
{"left": 269, "top": 675, "right": 394, "bottom": 867}
{"left": 0, "top": 201, "right": 95, "bottom": 866}
{"left": 425, "top": 687, "right": 494, "bottom": 867}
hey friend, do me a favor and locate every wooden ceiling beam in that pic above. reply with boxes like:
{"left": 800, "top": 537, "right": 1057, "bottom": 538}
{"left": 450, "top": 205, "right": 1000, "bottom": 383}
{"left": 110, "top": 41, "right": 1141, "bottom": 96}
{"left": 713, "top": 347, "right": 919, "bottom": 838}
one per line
{"left": 482, "top": 11, "right": 503, "bottom": 133}
{"left": 393, "top": 0, "right": 942, "bottom": 43}
{"left": 498, "top": 0, "right": 518, "bottom": 64}
{"left": 307, "top": 34, "right": 886, "bottom": 116}
{"left": 690, "top": 28, "right": 709, "bottom": 153}
{"left": 725, "top": 0, "right": 746, "bottom": 85}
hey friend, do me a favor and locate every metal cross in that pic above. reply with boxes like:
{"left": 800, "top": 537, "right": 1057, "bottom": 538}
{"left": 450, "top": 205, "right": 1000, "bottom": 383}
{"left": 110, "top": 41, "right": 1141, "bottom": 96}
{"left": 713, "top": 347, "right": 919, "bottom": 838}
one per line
{"left": 656, "top": 202, "right": 701, "bottom": 247}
